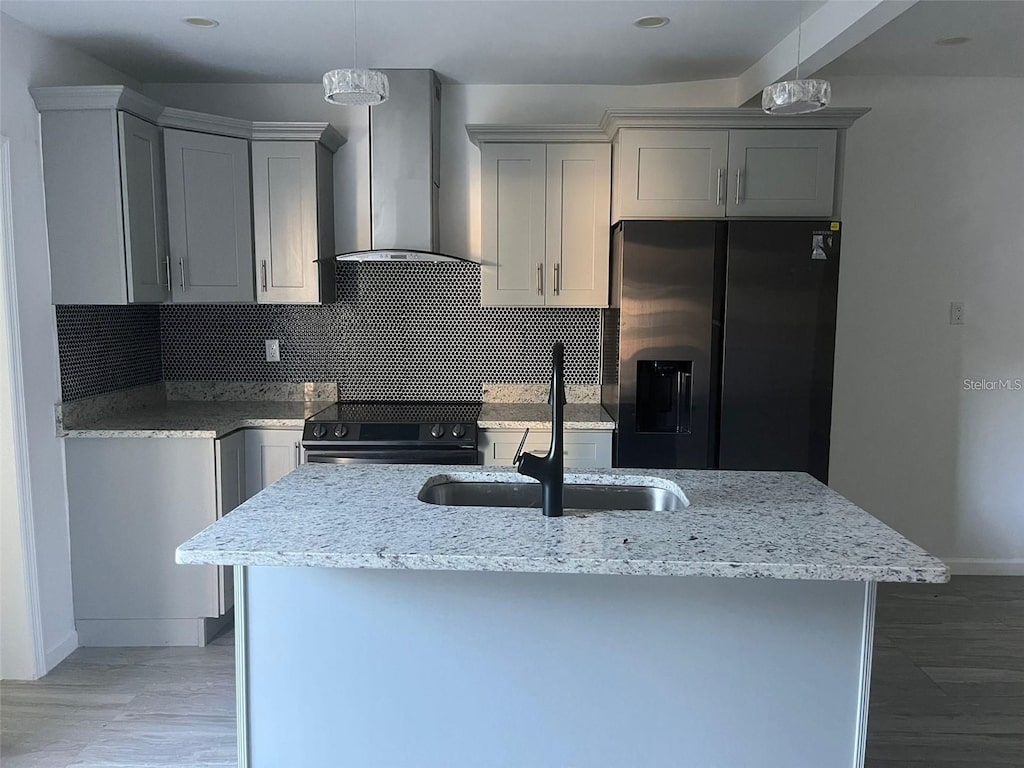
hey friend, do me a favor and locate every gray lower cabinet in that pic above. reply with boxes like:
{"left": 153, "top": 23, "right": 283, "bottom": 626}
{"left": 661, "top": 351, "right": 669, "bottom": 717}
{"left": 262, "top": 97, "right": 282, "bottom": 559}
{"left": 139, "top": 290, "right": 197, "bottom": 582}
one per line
{"left": 479, "top": 429, "right": 613, "bottom": 468}
{"left": 164, "top": 129, "right": 255, "bottom": 303}
{"left": 65, "top": 432, "right": 245, "bottom": 646}
{"left": 726, "top": 130, "right": 837, "bottom": 217}
{"left": 251, "top": 141, "right": 335, "bottom": 303}
{"left": 37, "top": 105, "right": 170, "bottom": 304}
{"left": 244, "top": 428, "right": 304, "bottom": 498}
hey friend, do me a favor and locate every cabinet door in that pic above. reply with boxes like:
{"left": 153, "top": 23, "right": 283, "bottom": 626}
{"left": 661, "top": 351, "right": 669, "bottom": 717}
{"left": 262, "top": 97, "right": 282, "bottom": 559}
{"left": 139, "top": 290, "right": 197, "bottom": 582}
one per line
{"left": 545, "top": 144, "right": 611, "bottom": 308}
{"left": 165, "top": 129, "right": 254, "bottom": 302}
{"left": 479, "top": 429, "right": 613, "bottom": 468}
{"left": 615, "top": 129, "right": 728, "bottom": 220}
{"left": 117, "top": 113, "right": 170, "bottom": 303}
{"left": 726, "top": 130, "right": 836, "bottom": 217}
{"left": 252, "top": 141, "right": 321, "bottom": 304}
{"left": 66, "top": 438, "right": 221, "bottom": 621}
{"left": 481, "top": 144, "right": 547, "bottom": 307}
{"left": 244, "top": 428, "right": 304, "bottom": 498}
{"left": 215, "top": 430, "right": 247, "bottom": 615}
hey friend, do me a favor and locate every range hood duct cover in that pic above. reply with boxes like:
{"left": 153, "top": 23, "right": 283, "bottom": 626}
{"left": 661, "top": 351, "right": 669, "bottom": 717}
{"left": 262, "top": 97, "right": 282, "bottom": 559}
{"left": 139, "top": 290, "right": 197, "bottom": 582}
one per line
{"left": 338, "top": 69, "right": 461, "bottom": 264}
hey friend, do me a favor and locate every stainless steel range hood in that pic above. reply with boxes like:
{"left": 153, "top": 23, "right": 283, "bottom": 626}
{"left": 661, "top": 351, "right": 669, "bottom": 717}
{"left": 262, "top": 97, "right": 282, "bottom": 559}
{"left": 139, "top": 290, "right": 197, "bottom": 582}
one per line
{"left": 336, "top": 69, "right": 470, "bottom": 265}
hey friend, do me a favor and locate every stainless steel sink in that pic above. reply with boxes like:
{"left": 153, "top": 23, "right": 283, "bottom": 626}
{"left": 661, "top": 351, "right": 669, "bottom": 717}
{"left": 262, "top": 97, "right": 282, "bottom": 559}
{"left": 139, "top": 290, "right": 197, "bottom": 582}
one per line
{"left": 417, "top": 478, "right": 688, "bottom": 512}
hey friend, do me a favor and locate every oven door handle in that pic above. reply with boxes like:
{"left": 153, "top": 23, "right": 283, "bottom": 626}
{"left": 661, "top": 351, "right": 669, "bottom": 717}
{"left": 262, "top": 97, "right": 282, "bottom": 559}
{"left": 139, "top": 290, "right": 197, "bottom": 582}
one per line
{"left": 304, "top": 449, "right": 480, "bottom": 465}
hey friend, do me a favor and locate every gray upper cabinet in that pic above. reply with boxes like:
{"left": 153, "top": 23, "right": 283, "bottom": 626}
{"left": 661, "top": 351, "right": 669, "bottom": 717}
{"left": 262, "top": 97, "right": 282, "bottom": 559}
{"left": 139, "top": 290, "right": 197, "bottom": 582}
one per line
{"left": 34, "top": 86, "right": 170, "bottom": 304}
{"left": 726, "top": 130, "right": 837, "bottom": 217}
{"left": 164, "top": 128, "right": 255, "bottom": 303}
{"left": 545, "top": 144, "right": 611, "bottom": 308}
{"left": 481, "top": 142, "right": 610, "bottom": 308}
{"left": 614, "top": 129, "right": 728, "bottom": 220}
{"left": 251, "top": 141, "right": 335, "bottom": 304}
{"left": 481, "top": 143, "right": 547, "bottom": 307}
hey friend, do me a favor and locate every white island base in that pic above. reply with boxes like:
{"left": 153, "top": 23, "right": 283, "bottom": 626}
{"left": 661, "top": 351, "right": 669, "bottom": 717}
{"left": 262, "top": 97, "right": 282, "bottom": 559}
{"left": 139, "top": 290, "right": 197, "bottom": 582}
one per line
{"left": 235, "top": 566, "right": 876, "bottom": 768}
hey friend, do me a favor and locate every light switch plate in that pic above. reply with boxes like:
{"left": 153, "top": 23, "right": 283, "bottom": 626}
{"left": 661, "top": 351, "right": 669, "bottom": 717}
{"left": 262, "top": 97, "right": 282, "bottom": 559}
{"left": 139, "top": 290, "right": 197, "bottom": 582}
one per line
{"left": 265, "top": 339, "right": 281, "bottom": 362}
{"left": 950, "top": 302, "right": 965, "bottom": 325}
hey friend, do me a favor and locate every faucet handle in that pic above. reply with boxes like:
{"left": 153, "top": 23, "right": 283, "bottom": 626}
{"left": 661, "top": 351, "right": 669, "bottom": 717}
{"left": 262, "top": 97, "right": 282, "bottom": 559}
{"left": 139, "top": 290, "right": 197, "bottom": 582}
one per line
{"left": 512, "top": 428, "right": 530, "bottom": 466}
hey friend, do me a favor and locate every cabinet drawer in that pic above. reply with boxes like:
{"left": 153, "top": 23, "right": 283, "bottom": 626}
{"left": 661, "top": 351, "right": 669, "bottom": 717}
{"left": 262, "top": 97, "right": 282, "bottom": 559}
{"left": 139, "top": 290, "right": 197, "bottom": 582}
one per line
{"left": 480, "top": 430, "right": 612, "bottom": 468}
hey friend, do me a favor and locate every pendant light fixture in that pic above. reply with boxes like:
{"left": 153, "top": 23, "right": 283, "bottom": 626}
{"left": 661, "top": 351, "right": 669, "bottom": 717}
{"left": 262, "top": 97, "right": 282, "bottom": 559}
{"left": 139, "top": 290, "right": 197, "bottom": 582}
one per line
{"left": 762, "top": 2, "right": 831, "bottom": 115}
{"left": 323, "top": 0, "right": 389, "bottom": 107}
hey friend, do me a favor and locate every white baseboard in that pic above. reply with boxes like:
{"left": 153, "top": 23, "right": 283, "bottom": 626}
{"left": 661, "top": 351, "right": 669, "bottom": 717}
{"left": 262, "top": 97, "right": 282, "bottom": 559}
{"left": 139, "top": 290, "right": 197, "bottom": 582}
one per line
{"left": 76, "top": 618, "right": 208, "bottom": 647}
{"left": 43, "top": 629, "right": 79, "bottom": 674}
{"left": 944, "top": 558, "right": 1024, "bottom": 577}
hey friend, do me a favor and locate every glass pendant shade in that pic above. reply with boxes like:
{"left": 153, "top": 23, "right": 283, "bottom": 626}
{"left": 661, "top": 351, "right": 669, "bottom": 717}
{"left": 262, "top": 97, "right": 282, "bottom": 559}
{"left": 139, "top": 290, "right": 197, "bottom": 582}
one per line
{"left": 323, "top": 69, "right": 389, "bottom": 107}
{"left": 761, "top": 78, "right": 831, "bottom": 115}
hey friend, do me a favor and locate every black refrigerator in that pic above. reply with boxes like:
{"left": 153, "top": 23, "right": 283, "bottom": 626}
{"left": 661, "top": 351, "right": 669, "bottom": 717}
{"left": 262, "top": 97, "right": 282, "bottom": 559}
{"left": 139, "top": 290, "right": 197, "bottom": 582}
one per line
{"left": 601, "top": 220, "right": 841, "bottom": 482}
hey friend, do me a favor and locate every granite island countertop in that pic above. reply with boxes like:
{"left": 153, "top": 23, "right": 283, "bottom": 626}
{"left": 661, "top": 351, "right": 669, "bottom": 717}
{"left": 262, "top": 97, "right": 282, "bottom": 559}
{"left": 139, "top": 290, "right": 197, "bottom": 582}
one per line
{"left": 176, "top": 463, "right": 948, "bottom": 583}
{"left": 61, "top": 400, "right": 331, "bottom": 439}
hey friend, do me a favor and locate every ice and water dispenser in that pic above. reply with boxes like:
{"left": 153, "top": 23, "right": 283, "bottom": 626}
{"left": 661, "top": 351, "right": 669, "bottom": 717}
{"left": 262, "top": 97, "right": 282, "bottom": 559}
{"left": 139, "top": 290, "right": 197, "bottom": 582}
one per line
{"left": 636, "top": 361, "right": 693, "bottom": 434}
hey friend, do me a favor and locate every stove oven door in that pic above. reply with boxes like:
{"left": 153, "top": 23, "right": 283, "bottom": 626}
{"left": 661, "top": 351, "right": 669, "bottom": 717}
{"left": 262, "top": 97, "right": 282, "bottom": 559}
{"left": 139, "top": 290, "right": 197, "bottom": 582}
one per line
{"left": 303, "top": 447, "right": 480, "bottom": 465}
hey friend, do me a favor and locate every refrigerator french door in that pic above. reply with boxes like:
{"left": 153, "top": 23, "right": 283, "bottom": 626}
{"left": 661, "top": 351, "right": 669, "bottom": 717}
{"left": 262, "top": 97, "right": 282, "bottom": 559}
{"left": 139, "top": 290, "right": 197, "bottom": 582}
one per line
{"left": 604, "top": 220, "right": 840, "bottom": 482}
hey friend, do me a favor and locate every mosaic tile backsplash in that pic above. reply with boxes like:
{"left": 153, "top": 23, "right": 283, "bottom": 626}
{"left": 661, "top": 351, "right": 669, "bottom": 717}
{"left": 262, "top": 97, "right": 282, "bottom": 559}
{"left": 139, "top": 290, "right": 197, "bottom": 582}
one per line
{"left": 55, "top": 305, "right": 162, "bottom": 401}
{"left": 58, "top": 263, "right": 602, "bottom": 402}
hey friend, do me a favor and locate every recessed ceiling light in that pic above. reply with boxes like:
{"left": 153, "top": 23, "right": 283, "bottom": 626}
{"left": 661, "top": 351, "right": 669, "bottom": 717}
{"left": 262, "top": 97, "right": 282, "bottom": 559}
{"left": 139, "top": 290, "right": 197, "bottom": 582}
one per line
{"left": 634, "top": 16, "right": 670, "bottom": 29}
{"left": 182, "top": 17, "right": 219, "bottom": 29}
{"left": 935, "top": 36, "right": 970, "bottom": 46}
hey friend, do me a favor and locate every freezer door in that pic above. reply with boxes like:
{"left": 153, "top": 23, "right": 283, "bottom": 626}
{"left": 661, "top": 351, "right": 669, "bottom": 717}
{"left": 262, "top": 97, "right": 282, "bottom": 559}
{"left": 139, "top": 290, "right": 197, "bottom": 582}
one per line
{"left": 613, "top": 221, "right": 724, "bottom": 469}
{"left": 719, "top": 221, "right": 840, "bottom": 482}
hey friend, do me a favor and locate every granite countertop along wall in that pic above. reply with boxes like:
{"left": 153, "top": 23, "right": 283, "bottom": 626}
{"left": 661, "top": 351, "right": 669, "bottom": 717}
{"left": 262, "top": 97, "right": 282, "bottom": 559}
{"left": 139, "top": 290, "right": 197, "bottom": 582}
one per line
{"left": 59, "top": 382, "right": 615, "bottom": 438}
{"left": 176, "top": 463, "right": 949, "bottom": 583}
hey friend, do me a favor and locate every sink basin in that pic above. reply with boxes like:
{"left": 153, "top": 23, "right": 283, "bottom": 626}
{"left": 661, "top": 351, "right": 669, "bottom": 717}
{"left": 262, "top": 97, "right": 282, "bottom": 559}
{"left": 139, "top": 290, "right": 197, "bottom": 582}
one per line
{"left": 417, "top": 476, "right": 688, "bottom": 512}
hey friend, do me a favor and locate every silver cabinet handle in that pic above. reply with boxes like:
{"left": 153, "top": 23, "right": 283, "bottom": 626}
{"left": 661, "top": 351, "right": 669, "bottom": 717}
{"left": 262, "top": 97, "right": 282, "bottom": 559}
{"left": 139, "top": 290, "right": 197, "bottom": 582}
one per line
{"left": 163, "top": 258, "right": 171, "bottom": 289}
{"left": 735, "top": 168, "right": 743, "bottom": 205}
{"left": 716, "top": 168, "right": 724, "bottom": 206}
{"left": 178, "top": 257, "right": 185, "bottom": 290}
{"left": 537, "top": 263, "right": 543, "bottom": 295}
{"left": 295, "top": 441, "right": 301, "bottom": 466}
{"left": 261, "top": 260, "right": 268, "bottom": 292}
{"left": 553, "top": 263, "right": 560, "bottom": 295}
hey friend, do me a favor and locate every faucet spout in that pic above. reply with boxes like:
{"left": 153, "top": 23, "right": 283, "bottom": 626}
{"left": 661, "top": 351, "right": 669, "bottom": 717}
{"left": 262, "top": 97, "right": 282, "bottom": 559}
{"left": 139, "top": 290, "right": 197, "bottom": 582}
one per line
{"left": 515, "top": 342, "right": 565, "bottom": 517}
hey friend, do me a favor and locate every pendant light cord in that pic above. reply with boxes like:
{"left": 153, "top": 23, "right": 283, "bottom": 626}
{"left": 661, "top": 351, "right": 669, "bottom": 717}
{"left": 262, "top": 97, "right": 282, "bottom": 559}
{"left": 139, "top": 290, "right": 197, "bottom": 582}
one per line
{"left": 796, "top": 1, "right": 803, "bottom": 80}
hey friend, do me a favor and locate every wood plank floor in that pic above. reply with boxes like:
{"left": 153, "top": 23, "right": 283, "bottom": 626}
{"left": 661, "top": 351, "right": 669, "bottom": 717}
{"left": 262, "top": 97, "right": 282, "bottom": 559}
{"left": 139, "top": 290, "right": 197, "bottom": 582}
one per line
{"left": 2, "top": 577, "right": 1022, "bottom": 767}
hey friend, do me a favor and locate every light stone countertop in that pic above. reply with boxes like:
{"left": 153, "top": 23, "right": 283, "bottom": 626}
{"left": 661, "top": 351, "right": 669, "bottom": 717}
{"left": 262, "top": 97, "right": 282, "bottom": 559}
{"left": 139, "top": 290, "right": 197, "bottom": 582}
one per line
{"left": 176, "top": 463, "right": 949, "bottom": 583}
{"left": 61, "top": 400, "right": 330, "bottom": 439}
{"left": 477, "top": 403, "right": 614, "bottom": 431}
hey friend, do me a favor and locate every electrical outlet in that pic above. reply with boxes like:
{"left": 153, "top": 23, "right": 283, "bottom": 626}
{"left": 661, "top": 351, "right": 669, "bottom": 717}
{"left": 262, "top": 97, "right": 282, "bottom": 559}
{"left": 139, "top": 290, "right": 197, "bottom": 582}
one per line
{"left": 265, "top": 339, "right": 281, "bottom": 362}
{"left": 950, "top": 302, "right": 965, "bottom": 326}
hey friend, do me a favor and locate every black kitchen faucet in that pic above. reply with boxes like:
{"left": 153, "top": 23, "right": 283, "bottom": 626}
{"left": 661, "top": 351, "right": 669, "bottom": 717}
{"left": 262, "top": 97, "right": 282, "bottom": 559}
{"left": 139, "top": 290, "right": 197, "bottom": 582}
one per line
{"left": 515, "top": 342, "right": 566, "bottom": 517}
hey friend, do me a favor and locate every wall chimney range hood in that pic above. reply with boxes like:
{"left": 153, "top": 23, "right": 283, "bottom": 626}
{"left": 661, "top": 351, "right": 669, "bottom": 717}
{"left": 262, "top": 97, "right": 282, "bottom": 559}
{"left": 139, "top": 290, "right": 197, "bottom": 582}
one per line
{"left": 335, "top": 70, "right": 470, "bottom": 265}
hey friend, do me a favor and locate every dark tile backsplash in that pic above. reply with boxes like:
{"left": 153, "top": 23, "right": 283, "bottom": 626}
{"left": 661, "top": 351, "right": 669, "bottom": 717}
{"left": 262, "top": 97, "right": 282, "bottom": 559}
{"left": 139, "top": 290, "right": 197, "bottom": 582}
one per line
{"left": 55, "top": 305, "right": 162, "bottom": 401}
{"left": 58, "top": 263, "right": 602, "bottom": 402}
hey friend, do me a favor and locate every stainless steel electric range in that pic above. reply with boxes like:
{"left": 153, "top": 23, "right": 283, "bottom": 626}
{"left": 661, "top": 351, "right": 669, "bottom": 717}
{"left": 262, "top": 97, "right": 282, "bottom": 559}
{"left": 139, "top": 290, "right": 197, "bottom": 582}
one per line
{"left": 301, "top": 401, "right": 482, "bottom": 465}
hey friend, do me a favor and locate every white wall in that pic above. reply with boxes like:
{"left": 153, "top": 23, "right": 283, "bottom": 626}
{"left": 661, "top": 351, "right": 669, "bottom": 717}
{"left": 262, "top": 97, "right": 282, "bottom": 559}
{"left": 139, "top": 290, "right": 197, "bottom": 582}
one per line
{"left": 0, "top": 12, "right": 141, "bottom": 674}
{"left": 440, "top": 79, "right": 735, "bottom": 259}
{"left": 829, "top": 76, "right": 1024, "bottom": 573}
{"left": 142, "top": 83, "right": 370, "bottom": 254}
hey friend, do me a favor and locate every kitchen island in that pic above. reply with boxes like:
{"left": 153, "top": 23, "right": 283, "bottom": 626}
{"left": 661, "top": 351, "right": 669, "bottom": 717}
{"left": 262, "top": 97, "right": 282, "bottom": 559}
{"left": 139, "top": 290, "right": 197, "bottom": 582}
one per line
{"left": 177, "top": 463, "right": 946, "bottom": 768}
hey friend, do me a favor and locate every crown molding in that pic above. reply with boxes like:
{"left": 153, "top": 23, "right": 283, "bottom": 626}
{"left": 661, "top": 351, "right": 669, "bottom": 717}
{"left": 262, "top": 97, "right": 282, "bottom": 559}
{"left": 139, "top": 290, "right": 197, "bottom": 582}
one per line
{"left": 600, "top": 107, "right": 872, "bottom": 133}
{"left": 157, "top": 107, "right": 253, "bottom": 139}
{"left": 466, "top": 106, "right": 871, "bottom": 147}
{"left": 30, "top": 85, "right": 164, "bottom": 123}
{"left": 251, "top": 122, "right": 346, "bottom": 152}
{"left": 466, "top": 124, "right": 608, "bottom": 146}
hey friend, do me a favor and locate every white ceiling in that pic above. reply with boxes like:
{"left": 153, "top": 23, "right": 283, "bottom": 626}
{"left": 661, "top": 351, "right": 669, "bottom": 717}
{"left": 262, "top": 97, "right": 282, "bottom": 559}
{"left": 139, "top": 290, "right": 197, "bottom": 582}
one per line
{"left": 820, "top": 1, "right": 1024, "bottom": 78}
{"left": 1, "top": 0, "right": 821, "bottom": 85}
